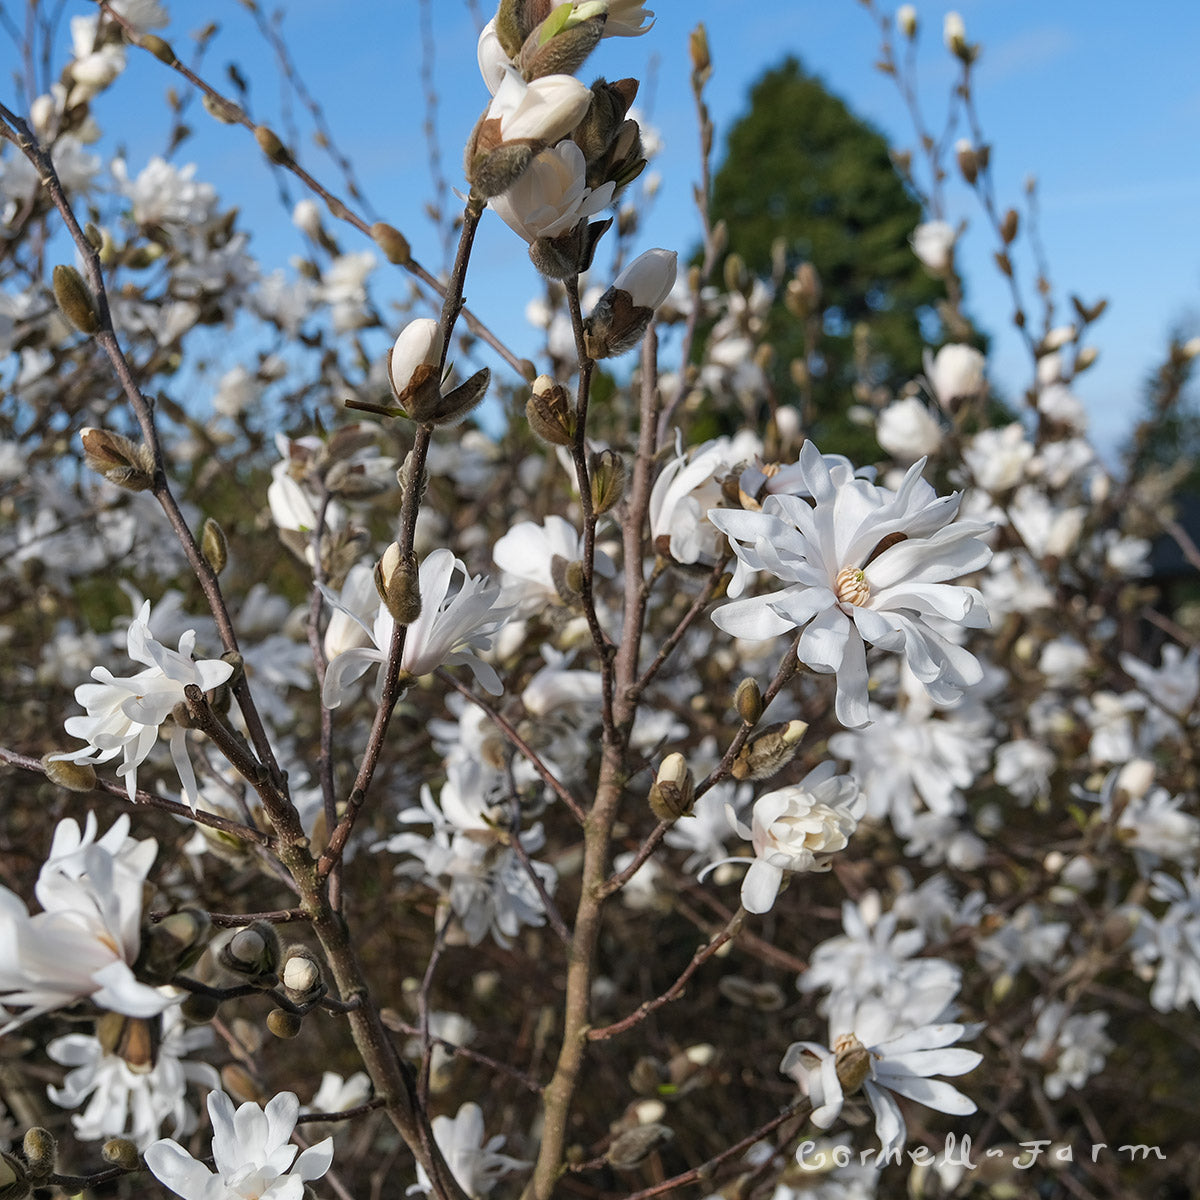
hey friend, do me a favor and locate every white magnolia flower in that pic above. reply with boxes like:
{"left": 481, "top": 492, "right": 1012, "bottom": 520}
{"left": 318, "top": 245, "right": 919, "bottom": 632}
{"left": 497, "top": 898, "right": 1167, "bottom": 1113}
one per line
{"left": 876, "top": 396, "right": 943, "bottom": 463}
{"left": 993, "top": 738, "right": 1056, "bottom": 805}
{"left": 409, "top": 1102, "right": 530, "bottom": 1198}
{"left": 961, "top": 423, "right": 1033, "bottom": 493}
{"left": 599, "top": 1, "right": 656, "bottom": 37}
{"left": 322, "top": 549, "right": 509, "bottom": 705}
{"left": 706, "top": 764, "right": 860, "bottom": 914}
{"left": 782, "top": 987, "right": 981, "bottom": 1158}
{"left": 1121, "top": 642, "right": 1200, "bottom": 719}
{"left": 493, "top": 515, "right": 614, "bottom": 615}
{"left": 910, "top": 220, "right": 956, "bottom": 275}
{"left": 1133, "top": 870, "right": 1200, "bottom": 1012}
{"left": 490, "top": 140, "right": 615, "bottom": 243}
{"left": 611, "top": 247, "right": 678, "bottom": 309}
{"left": 48, "top": 1006, "right": 218, "bottom": 1148}
{"left": 0, "top": 814, "right": 171, "bottom": 1032}
{"left": 476, "top": 19, "right": 512, "bottom": 94}
{"left": 1022, "top": 1001, "right": 1113, "bottom": 1100}
{"left": 923, "top": 344, "right": 986, "bottom": 410}
{"left": 146, "top": 1090, "right": 332, "bottom": 1200}
{"left": 486, "top": 68, "right": 592, "bottom": 146}
{"left": 709, "top": 442, "right": 992, "bottom": 727}
{"left": 50, "top": 600, "right": 234, "bottom": 807}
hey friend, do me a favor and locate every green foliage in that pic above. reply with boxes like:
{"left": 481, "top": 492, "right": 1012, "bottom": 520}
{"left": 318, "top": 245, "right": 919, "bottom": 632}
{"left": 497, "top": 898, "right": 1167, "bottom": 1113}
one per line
{"left": 709, "top": 57, "right": 945, "bottom": 456}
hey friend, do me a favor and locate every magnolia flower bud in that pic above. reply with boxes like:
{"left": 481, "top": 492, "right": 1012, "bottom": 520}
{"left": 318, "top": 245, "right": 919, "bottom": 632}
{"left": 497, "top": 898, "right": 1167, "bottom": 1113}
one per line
{"left": 1075, "top": 345, "right": 1098, "bottom": 372}
{"left": 734, "top": 678, "right": 763, "bottom": 724}
{"left": 21, "top": 1130, "right": 56, "bottom": 1181}
{"left": 955, "top": 138, "right": 979, "bottom": 184}
{"left": 371, "top": 221, "right": 412, "bottom": 265}
{"left": 281, "top": 947, "right": 325, "bottom": 1001}
{"left": 388, "top": 319, "right": 444, "bottom": 414}
{"left": 137, "top": 33, "right": 176, "bottom": 64}
{"left": 102, "top": 1138, "right": 141, "bottom": 1171}
{"left": 52, "top": 264, "right": 100, "bottom": 334}
{"left": 42, "top": 753, "right": 96, "bottom": 792}
{"left": 526, "top": 375, "right": 576, "bottom": 445}
{"left": 614, "top": 247, "right": 677, "bottom": 309}
{"left": 180, "top": 992, "right": 222, "bottom": 1023}
{"left": 201, "top": 517, "right": 228, "bottom": 574}
{"left": 293, "top": 199, "right": 322, "bottom": 238}
{"left": 138, "top": 909, "right": 211, "bottom": 983}
{"left": 648, "top": 752, "right": 694, "bottom": 821}
{"left": 81, "top": 427, "right": 156, "bottom": 492}
{"left": 375, "top": 543, "right": 422, "bottom": 625}
{"left": 897, "top": 4, "right": 918, "bottom": 38}
{"left": 584, "top": 249, "right": 677, "bottom": 358}
{"left": 730, "top": 719, "right": 808, "bottom": 782}
{"left": 266, "top": 1008, "right": 303, "bottom": 1039}
{"left": 943, "top": 11, "right": 967, "bottom": 55}
{"left": 590, "top": 448, "right": 626, "bottom": 514}
{"left": 606, "top": 1124, "right": 674, "bottom": 1170}
{"left": 254, "top": 124, "right": 291, "bottom": 164}
{"left": 218, "top": 922, "right": 280, "bottom": 982}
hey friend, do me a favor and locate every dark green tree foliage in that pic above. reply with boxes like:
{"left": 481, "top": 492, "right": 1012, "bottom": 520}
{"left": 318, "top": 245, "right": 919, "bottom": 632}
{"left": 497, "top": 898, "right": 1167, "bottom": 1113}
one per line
{"left": 709, "top": 58, "right": 945, "bottom": 455}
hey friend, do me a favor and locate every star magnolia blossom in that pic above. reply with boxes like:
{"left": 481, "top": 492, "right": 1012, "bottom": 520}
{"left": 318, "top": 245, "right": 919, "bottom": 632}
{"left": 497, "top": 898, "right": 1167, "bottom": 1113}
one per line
{"left": 51, "top": 600, "right": 234, "bottom": 807}
{"left": 489, "top": 140, "right": 615, "bottom": 244}
{"left": 705, "top": 764, "right": 861, "bottom": 914}
{"left": 322, "top": 548, "right": 509, "bottom": 705}
{"left": 708, "top": 441, "right": 992, "bottom": 728}
{"left": 146, "top": 1090, "right": 332, "bottom": 1200}
{"left": 782, "top": 987, "right": 981, "bottom": 1158}
{"left": 0, "top": 813, "right": 171, "bottom": 1032}
{"left": 409, "top": 1102, "right": 530, "bottom": 1198}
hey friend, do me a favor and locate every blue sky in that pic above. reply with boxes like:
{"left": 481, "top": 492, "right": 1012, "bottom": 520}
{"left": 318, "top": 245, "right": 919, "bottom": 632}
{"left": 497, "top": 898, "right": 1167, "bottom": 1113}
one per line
{"left": 46, "top": 2, "right": 1200, "bottom": 454}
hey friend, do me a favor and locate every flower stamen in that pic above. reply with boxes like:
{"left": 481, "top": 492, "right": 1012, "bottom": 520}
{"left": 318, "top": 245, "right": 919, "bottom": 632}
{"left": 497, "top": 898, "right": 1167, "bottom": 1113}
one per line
{"left": 835, "top": 566, "right": 870, "bottom": 607}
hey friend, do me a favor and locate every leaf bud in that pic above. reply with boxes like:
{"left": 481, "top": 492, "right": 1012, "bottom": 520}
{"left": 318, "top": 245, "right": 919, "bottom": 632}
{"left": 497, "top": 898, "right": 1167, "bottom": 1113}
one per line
{"left": 427, "top": 366, "right": 490, "bottom": 427}
{"left": 137, "top": 33, "right": 177, "bottom": 64}
{"left": 217, "top": 921, "right": 280, "bottom": 983}
{"left": 1000, "top": 207, "right": 1019, "bottom": 243}
{"left": 589, "top": 449, "right": 626, "bottom": 515}
{"left": 526, "top": 375, "right": 576, "bottom": 446}
{"left": 254, "top": 124, "right": 291, "bottom": 164}
{"left": 80, "top": 427, "right": 156, "bottom": 492}
{"left": 371, "top": 221, "right": 411, "bottom": 266}
{"left": 734, "top": 678, "right": 763, "bottom": 724}
{"left": 375, "top": 543, "right": 422, "bottom": 625}
{"left": 0, "top": 1151, "right": 29, "bottom": 1200}
{"left": 101, "top": 1138, "right": 141, "bottom": 1171}
{"left": 266, "top": 1008, "right": 303, "bottom": 1039}
{"left": 201, "top": 517, "right": 228, "bottom": 574}
{"left": 730, "top": 719, "right": 809, "bottom": 782}
{"left": 607, "top": 1124, "right": 674, "bottom": 1170}
{"left": 648, "top": 752, "right": 694, "bottom": 821}
{"left": 21, "top": 1129, "right": 56, "bottom": 1181}
{"left": 689, "top": 24, "right": 711, "bottom": 79}
{"left": 52, "top": 264, "right": 100, "bottom": 334}
{"left": 42, "top": 754, "right": 96, "bottom": 792}
{"left": 281, "top": 946, "right": 325, "bottom": 1002}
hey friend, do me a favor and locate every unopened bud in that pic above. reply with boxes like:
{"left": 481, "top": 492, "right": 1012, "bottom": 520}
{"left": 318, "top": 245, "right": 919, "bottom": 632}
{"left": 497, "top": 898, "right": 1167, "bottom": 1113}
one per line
{"left": 52, "top": 264, "right": 100, "bottom": 334}
{"left": 138, "top": 909, "right": 210, "bottom": 983}
{"left": 375, "top": 544, "right": 421, "bottom": 625}
{"left": 606, "top": 1124, "right": 674, "bottom": 1170}
{"left": 549, "top": 554, "right": 585, "bottom": 604}
{"left": 266, "top": 1008, "right": 303, "bottom": 1039}
{"left": 897, "top": 4, "right": 917, "bottom": 38}
{"left": 628, "top": 1056, "right": 666, "bottom": 1096}
{"left": 201, "top": 517, "right": 228, "bottom": 574}
{"left": 731, "top": 719, "right": 808, "bottom": 782}
{"left": 80, "top": 427, "right": 156, "bottom": 492}
{"left": 648, "top": 752, "right": 694, "bottom": 821}
{"left": 202, "top": 93, "right": 244, "bottom": 124}
{"left": 281, "top": 948, "right": 324, "bottom": 1001}
{"left": 42, "top": 754, "right": 96, "bottom": 792}
{"left": 218, "top": 922, "right": 279, "bottom": 982}
{"left": 1074, "top": 345, "right": 1098, "bottom": 372}
{"left": 137, "top": 34, "right": 176, "bottom": 64}
{"left": 590, "top": 449, "right": 626, "bottom": 514}
{"left": 371, "top": 221, "right": 411, "bottom": 266}
{"left": 688, "top": 24, "right": 710, "bottom": 78}
{"left": 955, "top": 139, "right": 979, "bottom": 185}
{"left": 221, "top": 1063, "right": 264, "bottom": 1103}
{"left": 254, "top": 124, "right": 290, "bottom": 164}
{"left": 1181, "top": 335, "right": 1200, "bottom": 361}
{"left": 526, "top": 375, "right": 576, "bottom": 446}
{"left": 101, "top": 1138, "right": 140, "bottom": 1171}
{"left": 180, "top": 991, "right": 222, "bottom": 1022}
{"left": 1000, "top": 208, "right": 1019, "bottom": 243}
{"left": 734, "top": 678, "right": 763, "bottom": 724}
{"left": 21, "top": 1130, "right": 56, "bottom": 1181}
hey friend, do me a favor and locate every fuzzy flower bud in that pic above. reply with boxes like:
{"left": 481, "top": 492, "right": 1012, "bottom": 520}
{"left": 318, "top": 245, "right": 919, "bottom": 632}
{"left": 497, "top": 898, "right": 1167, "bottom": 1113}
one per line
{"left": 734, "top": 678, "right": 763, "bottom": 724}
{"left": 42, "top": 753, "right": 97, "bottom": 792}
{"left": 218, "top": 922, "right": 280, "bottom": 983}
{"left": 526, "top": 375, "right": 576, "bottom": 445}
{"left": 21, "top": 1130, "right": 56, "bottom": 1181}
{"left": 897, "top": 5, "right": 918, "bottom": 38}
{"left": 101, "top": 1138, "right": 141, "bottom": 1171}
{"left": 731, "top": 720, "right": 808, "bottom": 782}
{"left": 590, "top": 448, "right": 626, "bottom": 514}
{"left": 648, "top": 752, "right": 695, "bottom": 821}
{"left": 281, "top": 948, "right": 324, "bottom": 1001}
{"left": 584, "top": 248, "right": 677, "bottom": 358}
{"left": 52, "top": 264, "right": 100, "bottom": 334}
{"left": 375, "top": 543, "right": 422, "bottom": 625}
{"left": 80, "top": 426, "right": 156, "bottom": 492}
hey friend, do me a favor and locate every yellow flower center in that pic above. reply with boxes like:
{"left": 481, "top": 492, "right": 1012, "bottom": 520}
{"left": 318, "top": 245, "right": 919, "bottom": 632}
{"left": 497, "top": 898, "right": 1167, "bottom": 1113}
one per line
{"left": 834, "top": 566, "right": 870, "bottom": 607}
